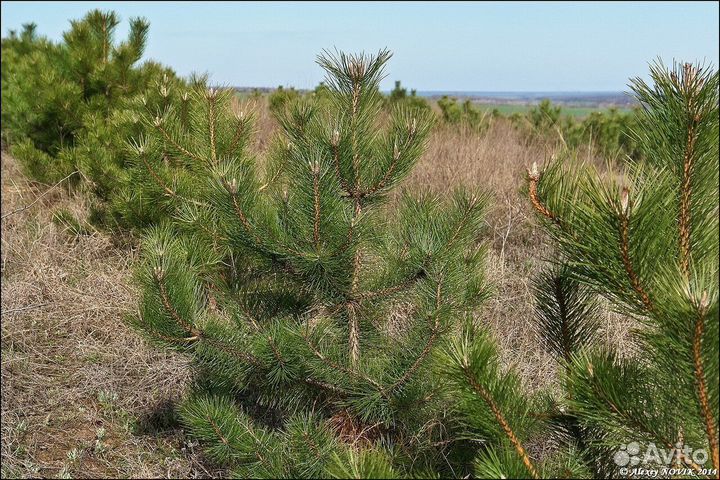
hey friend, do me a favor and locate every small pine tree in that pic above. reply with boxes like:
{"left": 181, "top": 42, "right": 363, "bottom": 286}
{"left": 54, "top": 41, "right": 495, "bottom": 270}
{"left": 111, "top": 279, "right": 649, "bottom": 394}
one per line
{"left": 268, "top": 85, "right": 301, "bottom": 116}
{"left": 1, "top": 10, "right": 187, "bottom": 228}
{"left": 437, "top": 96, "right": 491, "bottom": 133}
{"left": 130, "top": 49, "right": 503, "bottom": 477}
{"left": 387, "top": 80, "right": 432, "bottom": 113}
{"left": 527, "top": 61, "right": 719, "bottom": 477}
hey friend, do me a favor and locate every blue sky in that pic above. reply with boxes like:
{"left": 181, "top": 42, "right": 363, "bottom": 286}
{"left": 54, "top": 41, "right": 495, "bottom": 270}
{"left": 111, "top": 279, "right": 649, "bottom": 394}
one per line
{"left": 1, "top": 1, "right": 718, "bottom": 91}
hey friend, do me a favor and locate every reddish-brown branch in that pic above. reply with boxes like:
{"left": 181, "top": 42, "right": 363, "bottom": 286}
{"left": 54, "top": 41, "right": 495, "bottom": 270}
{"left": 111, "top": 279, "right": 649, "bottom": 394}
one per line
{"left": 140, "top": 155, "right": 175, "bottom": 197}
{"left": 390, "top": 282, "right": 443, "bottom": 392}
{"left": 155, "top": 123, "right": 205, "bottom": 164}
{"left": 206, "top": 415, "right": 229, "bottom": 445}
{"left": 267, "top": 335, "right": 285, "bottom": 367}
{"left": 618, "top": 211, "right": 653, "bottom": 312}
{"left": 679, "top": 116, "right": 698, "bottom": 278}
{"left": 230, "top": 195, "right": 263, "bottom": 245}
{"left": 200, "top": 335, "right": 262, "bottom": 367}
{"left": 693, "top": 300, "right": 720, "bottom": 473}
{"left": 155, "top": 272, "right": 198, "bottom": 336}
{"left": 226, "top": 117, "right": 247, "bottom": 157}
{"left": 527, "top": 170, "right": 560, "bottom": 225}
{"left": 208, "top": 94, "right": 218, "bottom": 165}
{"left": 302, "top": 329, "right": 386, "bottom": 397}
{"left": 462, "top": 367, "right": 539, "bottom": 479}
{"left": 312, "top": 165, "right": 321, "bottom": 248}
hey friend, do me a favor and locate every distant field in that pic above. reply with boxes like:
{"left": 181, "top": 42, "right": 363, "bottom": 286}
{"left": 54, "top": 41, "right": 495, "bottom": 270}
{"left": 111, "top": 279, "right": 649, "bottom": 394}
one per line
{"left": 233, "top": 90, "right": 632, "bottom": 119}
{"left": 477, "top": 103, "right": 632, "bottom": 118}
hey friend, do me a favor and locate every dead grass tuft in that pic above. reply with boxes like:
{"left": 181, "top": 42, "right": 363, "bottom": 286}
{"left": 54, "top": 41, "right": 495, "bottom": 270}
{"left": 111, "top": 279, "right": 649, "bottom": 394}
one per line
{"left": 1, "top": 154, "right": 221, "bottom": 478}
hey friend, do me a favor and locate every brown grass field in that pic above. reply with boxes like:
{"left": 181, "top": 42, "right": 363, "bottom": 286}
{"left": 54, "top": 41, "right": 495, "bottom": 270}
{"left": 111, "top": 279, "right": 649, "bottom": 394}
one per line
{"left": 0, "top": 102, "right": 633, "bottom": 478}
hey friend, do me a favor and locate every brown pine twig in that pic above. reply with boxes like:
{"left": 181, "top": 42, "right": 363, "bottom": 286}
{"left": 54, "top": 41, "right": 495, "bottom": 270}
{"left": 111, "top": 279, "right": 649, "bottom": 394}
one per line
{"left": 693, "top": 292, "right": 720, "bottom": 474}
{"left": 617, "top": 188, "right": 654, "bottom": 312}
{"left": 462, "top": 367, "right": 539, "bottom": 479}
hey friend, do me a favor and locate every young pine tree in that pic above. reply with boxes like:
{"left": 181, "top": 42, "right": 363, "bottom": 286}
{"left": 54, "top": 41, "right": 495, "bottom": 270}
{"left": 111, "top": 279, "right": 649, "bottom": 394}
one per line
{"left": 527, "top": 61, "right": 719, "bottom": 477}
{"left": 1, "top": 10, "right": 178, "bottom": 192}
{"left": 131, "top": 50, "right": 502, "bottom": 477}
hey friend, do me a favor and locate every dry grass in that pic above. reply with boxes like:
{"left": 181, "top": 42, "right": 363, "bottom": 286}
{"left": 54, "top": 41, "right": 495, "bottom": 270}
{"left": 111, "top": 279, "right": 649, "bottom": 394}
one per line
{"left": 1, "top": 103, "right": 633, "bottom": 478}
{"left": 0, "top": 155, "right": 222, "bottom": 478}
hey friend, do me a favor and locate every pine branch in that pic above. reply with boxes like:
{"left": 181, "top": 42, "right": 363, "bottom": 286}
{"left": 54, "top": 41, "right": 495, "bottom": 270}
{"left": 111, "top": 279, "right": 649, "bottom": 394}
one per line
{"left": 207, "top": 89, "right": 218, "bottom": 165}
{"left": 312, "top": 160, "right": 321, "bottom": 248}
{"left": 617, "top": 188, "right": 654, "bottom": 312}
{"left": 153, "top": 267, "right": 199, "bottom": 337}
{"left": 461, "top": 366, "right": 539, "bottom": 479}
{"left": 153, "top": 118, "right": 205, "bottom": 164}
{"left": 388, "top": 281, "right": 442, "bottom": 392}
{"left": 693, "top": 292, "right": 719, "bottom": 472}
{"left": 677, "top": 63, "right": 702, "bottom": 278}
{"left": 527, "top": 162, "right": 561, "bottom": 226}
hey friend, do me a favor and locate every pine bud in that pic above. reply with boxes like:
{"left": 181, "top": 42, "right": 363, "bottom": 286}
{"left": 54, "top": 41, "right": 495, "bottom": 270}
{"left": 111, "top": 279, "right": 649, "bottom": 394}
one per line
{"left": 683, "top": 62, "right": 696, "bottom": 85}
{"left": 181, "top": 91, "right": 189, "bottom": 101}
{"left": 153, "top": 266, "right": 164, "bottom": 279}
{"left": 409, "top": 117, "right": 417, "bottom": 136}
{"left": 160, "top": 85, "right": 169, "bottom": 98}
{"left": 698, "top": 290, "right": 709, "bottom": 313}
{"left": 587, "top": 362, "right": 594, "bottom": 377}
{"left": 228, "top": 178, "right": 238, "bottom": 194}
{"left": 140, "top": 95, "right": 147, "bottom": 106}
{"left": 527, "top": 161, "right": 540, "bottom": 180}
{"left": 153, "top": 116, "right": 163, "bottom": 127}
{"left": 393, "top": 140, "right": 400, "bottom": 160}
{"left": 348, "top": 59, "right": 366, "bottom": 80}
{"left": 309, "top": 160, "right": 320, "bottom": 174}
{"left": 621, "top": 186, "right": 630, "bottom": 216}
{"left": 331, "top": 129, "right": 340, "bottom": 146}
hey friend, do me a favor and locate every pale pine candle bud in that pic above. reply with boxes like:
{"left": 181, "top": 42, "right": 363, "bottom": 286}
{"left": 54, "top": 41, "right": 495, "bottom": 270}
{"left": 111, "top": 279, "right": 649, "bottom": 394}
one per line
{"left": 153, "top": 266, "right": 164, "bottom": 279}
{"left": 621, "top": 187, "right": 630, "bottom": 215}
{"left": 309, "top": 160, "right": 320, "bottom": 174}
{"left": 699, "top": 290, "right": 709, "bottom": 312}
{"left": 331, "top": 129, "right": 340, "bottom": 146}
{"left": 527, "top": 161, "right": 539, "bottom": 180}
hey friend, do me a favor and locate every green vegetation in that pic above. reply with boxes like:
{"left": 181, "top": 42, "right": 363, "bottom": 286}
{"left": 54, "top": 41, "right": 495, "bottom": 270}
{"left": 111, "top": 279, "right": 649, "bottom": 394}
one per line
{"left": 483, "top": 103, "right": 631, "bottom": 118}
{"left": 437, "top": 96, "right": 492, "bottom": 132}
{"left": 0, "top": 10, "right": 184, "bottom": 229}
{"left": 386, "top": 80, "right": 432, "bottom": 112}
{"left": 528, "top": 61, "right": 719, "bottom": 478}
{"left": 512, "top": 99, "right": 642, "bottom": 160}
{"left": 2, "top": 9, "right": 717, "bottom": 478}
{"left": 130, "top": 50, "right": 588, "bottom": 479}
